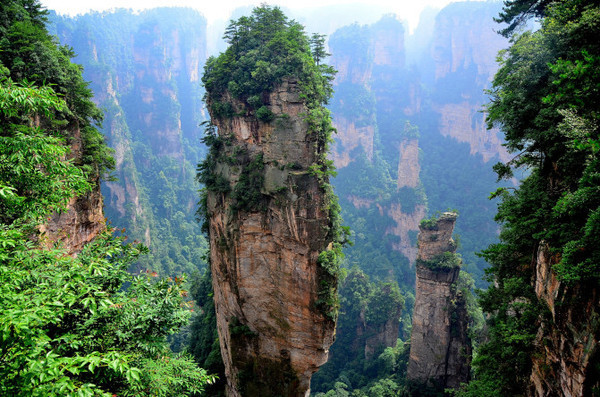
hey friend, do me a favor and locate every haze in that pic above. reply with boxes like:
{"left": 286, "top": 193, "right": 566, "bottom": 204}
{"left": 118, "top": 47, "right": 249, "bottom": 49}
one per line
{"left": 41, "top": 0, "right": 474, "bottom": 32}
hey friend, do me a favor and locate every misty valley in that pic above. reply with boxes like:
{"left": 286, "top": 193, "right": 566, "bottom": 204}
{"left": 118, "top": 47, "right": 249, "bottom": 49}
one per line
{"left": 1, "top": 0, "right": 599, "bottom": 396}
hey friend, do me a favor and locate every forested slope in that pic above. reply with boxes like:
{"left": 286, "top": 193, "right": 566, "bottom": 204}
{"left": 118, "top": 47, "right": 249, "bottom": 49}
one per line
{"left": 49, "top": 8, "right": 210, "bottom": 277}
{"left": 0, "top": 1, "right": 213, "bottom": 395}
{"left": 460, "top": 0, "right": 600, "bottom": 395}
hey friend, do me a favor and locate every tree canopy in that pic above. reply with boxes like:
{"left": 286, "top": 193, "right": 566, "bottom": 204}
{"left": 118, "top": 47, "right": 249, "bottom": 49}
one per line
{"left": 0, "top": 1, "right": 215, "bottom": 395}
{"left": 202, "top": 5, "right": 335, "bottom": 121}
{"left": 461, "top": 0, "right": 600, "bottom": 394}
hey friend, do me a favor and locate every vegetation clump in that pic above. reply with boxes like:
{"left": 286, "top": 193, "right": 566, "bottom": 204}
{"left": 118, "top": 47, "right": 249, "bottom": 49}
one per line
{"left": 231, "top": 153, "right": 266, "bottom": 213}
{"left": 0, "top": 1, "right": 215, "bottom": 395}
{"left": 458, "top": 0, "right": 600, "bottom": 395}
{"left": 417, "top": 252, "right": 462, "bottom": 271}
{"left": 202, "top": 6, "right": 335, "bottom": 124}
{"left": 419, "top": 215, "right": 439, "bottom": 231}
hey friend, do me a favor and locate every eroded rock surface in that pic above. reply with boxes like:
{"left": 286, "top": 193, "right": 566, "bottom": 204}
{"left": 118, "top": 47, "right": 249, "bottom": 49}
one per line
{"left": 40, "top": 124, "right": 105, "bottom": 254}
{"left": 407, "top": 212, "right": 471, "bottom": 390}
{"left": 529, "top": 243, "right": 600, "bottom": 396}
{"left": 431, "top": 3, "right": 510, "bottom": 163}
{"left": 205, "top": 80, "right": 337, "bottom": 396}
{"left": 41, "top": 185, "right": 105, "bottom": 254}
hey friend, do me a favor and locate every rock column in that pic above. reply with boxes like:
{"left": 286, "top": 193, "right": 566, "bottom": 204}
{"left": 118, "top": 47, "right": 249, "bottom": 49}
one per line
{"left": 407, "top": 212, "right": 471, "bottom": 390}
{"left": 205, "top": 79, "right": 337, "bottom": 397}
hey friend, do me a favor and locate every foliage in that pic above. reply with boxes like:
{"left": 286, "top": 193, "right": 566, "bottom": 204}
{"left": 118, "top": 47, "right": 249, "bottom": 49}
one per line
{"left": 316, "top": 249, "right": 345, "bottom": 320}
{"left": 187, "top": 270, "right": 226, "bottom": 396}
{"left": 364, "top": 282, "right": 404, "bottom": 325}
{"left": 124, "top": 353, "right": 214, "bottom": 397}
{"left": 231, "top": 153, "right": 266, "bottom": 213}
{"left": 328, "top": 23, "right": 373, "bottom": 67}
{"left": 486, "top": 0, "right": 600, "bottom": 283}
{"left": 455, "top": 271, "right": 485, "bottom": 345}
{"left": 417, "top": 252, "right": 462, "bottom": 271}
{"left": 0, "top": 0, "right": 115, "bottom": 181}
{"left": 419, "top": 214, "right": 439, "bottom": 231}
{"left": 0, "top": 225, "right": 215, "bottom": 396}
{"left": 0, "top": 78, "right": 91, "bottom": 223}
{"left": 462, "top": 0, "right": 600, "bottom": 394}
{"left": 312, "top": 267, "right": 409, "bottom": 394}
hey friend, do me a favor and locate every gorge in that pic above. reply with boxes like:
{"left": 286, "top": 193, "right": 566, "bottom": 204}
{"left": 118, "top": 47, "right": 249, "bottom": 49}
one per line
{"left": 1, "top": 0, "right": 598, "bottom": 395}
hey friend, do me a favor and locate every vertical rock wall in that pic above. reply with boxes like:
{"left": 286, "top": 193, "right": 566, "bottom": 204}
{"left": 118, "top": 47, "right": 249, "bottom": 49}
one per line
{"left": 40, "top": 124, "right": 105, "bottom": 254}
{"left": 51, "top": 9, "right": 208, "bottom": 267}
{"left": 431, "top": 2, "right": 509, "bottom": 163}
{"left": 407, "top": 212, "right": 471, "bottom": 390}
{"left": 529, "top": 243, "right": 600, "bottom": 396}
{"left": 205, "top": 80, "right": 336, "bottom": 396}
{"left": 41, "top": 184, "right": 105, "bottom": 254}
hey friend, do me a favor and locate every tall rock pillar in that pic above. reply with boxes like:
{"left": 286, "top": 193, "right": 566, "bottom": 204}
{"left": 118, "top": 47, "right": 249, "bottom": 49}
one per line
{"left": 407, "top": 212, "right": 471, "bottom": 391}
{"left": 203, "top": 77, "right": 338, "bottom": 396}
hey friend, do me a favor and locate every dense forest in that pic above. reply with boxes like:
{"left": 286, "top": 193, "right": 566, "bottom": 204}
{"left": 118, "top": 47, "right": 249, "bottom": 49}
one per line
{"left": 459, "top": 0, "right": 600, "bottom": 394}
{"left": 1, "top": 0, "right": 598, "bottom": 395}
{"left": 0, "top": 1, "right": 214, "bottom": 395}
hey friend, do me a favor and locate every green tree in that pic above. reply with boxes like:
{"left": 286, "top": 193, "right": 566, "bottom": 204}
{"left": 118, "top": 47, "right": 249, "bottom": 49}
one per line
{"left": 0, "top": 78, "right": 90, "bottom": 223}
{"left": 0, "top": 0, "right": 114, "bottom": 181}
{"left": 0, "top": 2, "right": 215, "bottom": 395}
{"left": 310, "top": 33, "right": 330, "bottom": 65}
{"left": 495, "top": 0, "right": 553, "bottom": 37}
{"left": 460, "top": 0, "right": 600, "bottom": 394}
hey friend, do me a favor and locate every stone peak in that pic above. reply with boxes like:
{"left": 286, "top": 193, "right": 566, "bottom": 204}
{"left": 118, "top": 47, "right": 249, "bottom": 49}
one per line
{"left": 417, "top": 211, "right": 458, "bottom": 262}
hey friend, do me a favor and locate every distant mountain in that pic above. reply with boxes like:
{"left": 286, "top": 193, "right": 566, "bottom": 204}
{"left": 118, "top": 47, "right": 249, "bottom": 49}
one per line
{"left": 49, "top": 8, "right": 210, "bottom": 276}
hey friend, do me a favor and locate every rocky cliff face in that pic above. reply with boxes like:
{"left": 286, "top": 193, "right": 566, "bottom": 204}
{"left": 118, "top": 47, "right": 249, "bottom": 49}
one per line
{"left": 41, "top": 184, "right": 105, "bottom": 254}
{"left": 529, "top": 243, "right": 600, "bottom": 396}
{"left": 407, "top": 212, "right": 471, "bottom": 390}
{"left": 40, "top": 123, "right": 105, "bottom": 253}
{"left": 431, "top": 2, "right": 509, "bottom": 163}
{"left": 51, "top": 9, "right": 209, "bottom": 275}
{"left": 331, "top": 117, "right": 375, "bottom": 169}
{"left": 205, "top": 80, "right": 336, "bottom": 396}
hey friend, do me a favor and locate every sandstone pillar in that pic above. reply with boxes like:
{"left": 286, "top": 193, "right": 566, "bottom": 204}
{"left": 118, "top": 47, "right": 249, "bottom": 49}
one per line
{"left": 407, "top": 212, "right": 471, "bottom": 391}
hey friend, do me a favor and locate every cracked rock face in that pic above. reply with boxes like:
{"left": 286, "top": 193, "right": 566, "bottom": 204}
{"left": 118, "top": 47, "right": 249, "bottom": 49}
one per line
{"left": 205, "top": 80, "right": 336, "bottom": 397}
{"left": 529, "top": 243, "right": 600, "bottom": 397}
{"left": 407, "top": 213, "right": 471, "bottom": 390}
{"left": 40, "top": 124, "right": 105, "bottom": 254}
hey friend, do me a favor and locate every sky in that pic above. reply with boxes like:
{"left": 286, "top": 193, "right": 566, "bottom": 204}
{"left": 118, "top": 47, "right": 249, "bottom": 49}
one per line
{"left": 41, "top": 0, "right": 468, "bottom": 32}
